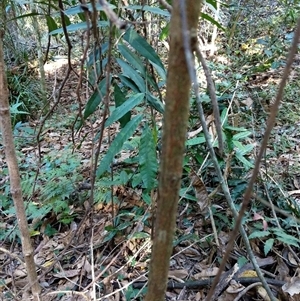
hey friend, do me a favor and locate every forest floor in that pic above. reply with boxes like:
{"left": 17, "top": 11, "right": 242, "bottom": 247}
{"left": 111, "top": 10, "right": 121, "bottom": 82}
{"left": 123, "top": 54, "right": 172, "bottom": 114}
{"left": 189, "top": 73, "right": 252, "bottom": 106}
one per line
{"left": 2, "top": 1, "right": 300, "bottom": 301}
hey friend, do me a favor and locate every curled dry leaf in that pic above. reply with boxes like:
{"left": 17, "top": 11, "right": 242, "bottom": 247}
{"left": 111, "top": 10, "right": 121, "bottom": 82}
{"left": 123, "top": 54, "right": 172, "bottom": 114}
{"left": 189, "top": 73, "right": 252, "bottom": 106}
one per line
{"left": 226, "top": 280, "right": 245, "bottom": 294}
{"left": 193, "top": 267, "right": 219, "bottom": 279}
{"left": 253, "top": 212, "right": 268, "bottom": 231}
{"left": 190, "top": 170, "right": 209, "bottom": 214}
{"left": 282, "top": 277, "right": 300, "bottom": 296}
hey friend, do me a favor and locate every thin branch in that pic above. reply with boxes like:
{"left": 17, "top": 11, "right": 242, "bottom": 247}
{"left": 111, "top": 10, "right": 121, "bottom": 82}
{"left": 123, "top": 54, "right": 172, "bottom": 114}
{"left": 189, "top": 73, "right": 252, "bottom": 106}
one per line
{"left": 206, "top": 17, "right": 300, "bottom": 301}
{"left": 98, "top": 0, "right": 127, "bottom": 29}
{"left": 179, "top": 1, "right": 277, "bottom": 300}
{"left": 158, "top": 0, "right": 172, "bottom": 13}
{"left": 195, "top": 46, "right": 224, "bottom": 156}
{"left": 232, "top": 282, "right": 264, "bottom": 301}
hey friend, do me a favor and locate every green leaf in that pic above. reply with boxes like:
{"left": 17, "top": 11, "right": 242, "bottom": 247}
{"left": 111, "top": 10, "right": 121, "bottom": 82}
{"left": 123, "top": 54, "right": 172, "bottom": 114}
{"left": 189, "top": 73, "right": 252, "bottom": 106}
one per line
{"left": 139, "top": 126, "right": 158, "bottom": 190}
{"left": 146, "top": 94, "right": 164, "bottom": 113}
{"left": 272, "top": 229, "right": 300, "bottom": 246}
{"left": 276, "top": 235, "right": 299, "bottom": 247}
{"left": 118, "top": 44, "right": 146, "bottom": 75}
{"left": 123, "top": 29, "right": 166, "bottom": 77}
{"left": 248, "top": 230, "right": 270, "bottom": 239}
{"left": 233, "top": 131, "right": 252, "bottom": 141}
{"left": 10, "top": 103, "right": 29, "bottom": 115}
{"left": 264, "top": 238, "right": 274, "bottom": 256}
{"left": 50, "top": 21, "right": 109, "bottom": 35}
{"left": 235, "top": 153, "right": 254, "bottom": 169}
{"left": 106, "top": 92, "right": 144, "bottom": 128}
{"left": 201, "top": 12, "right": 225, "bottom": 31}
{"left": 232, "top": 140, "right": 246, "bottom": 151}
{"left": 237, "top": 144, "right": 254, "bottom": 156}
{"left": 186, "top": 136, "right": 206, "bottom": 146}
{"left": 159, "top": 23, "right": 169, "bottom": 40}
{"left": 113, "top": 86, "right": 131, "bottom": 128}
{"left": 118, "top": 44, "right": 160, "bottom": 92}
{"left": 84, "top": 78, "right": 109, "bottom": 119}
{"left": 179, "top": 188, "right": 198, "bottom": 201}
{"left": 46, "top": 15, "right": 58, "bottom": 33}
{"left": 117, "top": 221, "right": 132, "bottom": 231}
{"left": 132, "top": 172, "right": 142, "bottom": 188}
{"left": 224, "top": 125, "right": 247, "bottom": 132}
{"left": 220, "top": 108, "right": 228, "bottom": 124}
{"left": 119, "top": 75, "right": 140, "bottom": 92}
{"left": 97, "top": 115, "right": 143, "bottom": 177}
{"left": 237, "top": 256, "right": 248, "bottom": 268}
{"left": 116, "top": 58, "right": 146, "bottom": 92}
{"left": 131, "top": 232, "right": 151, "bottom": 239}
{"left": 205, "top": 0, "right": 218, "bottom": 10}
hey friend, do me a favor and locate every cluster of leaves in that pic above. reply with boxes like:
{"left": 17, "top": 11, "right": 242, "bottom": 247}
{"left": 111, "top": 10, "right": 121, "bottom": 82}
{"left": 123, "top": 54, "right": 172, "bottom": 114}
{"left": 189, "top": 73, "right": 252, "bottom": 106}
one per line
{"left": 0, "top": 147, "right": 84, "bottom": 240}
{"left": 2, "top": 1, "right": 300, "bottom": 283}
{"left": 6, "top": 67, "right": 41, "bottom": 125}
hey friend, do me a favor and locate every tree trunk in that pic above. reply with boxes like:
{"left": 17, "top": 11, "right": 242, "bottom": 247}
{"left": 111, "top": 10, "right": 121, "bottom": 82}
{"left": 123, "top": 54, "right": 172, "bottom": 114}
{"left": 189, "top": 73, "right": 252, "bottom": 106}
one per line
{"left": 145, "top": 1, "right": 202, "bottom": 301}
{"left": 0, "top": 29, "right": 41, "bottom": 300}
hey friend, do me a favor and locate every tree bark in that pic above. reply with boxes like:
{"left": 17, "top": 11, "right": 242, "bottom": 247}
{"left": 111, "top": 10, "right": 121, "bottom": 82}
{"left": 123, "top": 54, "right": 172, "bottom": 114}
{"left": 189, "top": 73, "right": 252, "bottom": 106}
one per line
{"left": 0, "top": 29, "right": 41, "bottom": 299}
{"left": 145, "top": 1, "right": 202, "bottom": 301}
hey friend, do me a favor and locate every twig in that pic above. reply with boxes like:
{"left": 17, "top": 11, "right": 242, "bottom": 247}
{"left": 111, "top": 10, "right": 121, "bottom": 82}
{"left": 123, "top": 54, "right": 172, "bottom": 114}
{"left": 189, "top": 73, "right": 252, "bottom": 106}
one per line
{"left": 132, "top": 277, "right": 285, "bottom": 290}
{"left": 195, "top": 44, "right": 224, "bottom": 156}
{"left": 98, "top": 0, "right": 127, "bottom": 29}
{"left": 158, "top": 0, "right": 172, "bottom": 12}
{"left": 233, "top": 282, "right": 264, "bottom": 301}
{"left": 206, "top": 17, "right": 300, "bottom": 301}
{"left": 207, "top": 19, "right": 300, "bottom": 300}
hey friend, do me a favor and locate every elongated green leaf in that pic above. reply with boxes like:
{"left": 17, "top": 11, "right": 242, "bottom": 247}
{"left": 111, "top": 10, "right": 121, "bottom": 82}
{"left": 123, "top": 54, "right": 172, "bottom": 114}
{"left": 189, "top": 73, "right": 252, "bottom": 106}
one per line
{"left": 97, "top": 115, "right": 143, "bottom": 177}
{"left": 186, "top": 136, "right": 206, "bottom": 146}
{"left": 235, "top": 153, "right": 254, "bottom": 169}
{"left": 233, "top": 131, "right": 252, "bottom": 141}
{"left": 235, "top": 144, "right": 254, "bottom": 156}
{"left": 123, "top": 29, "right": 165, "bottom": 73}
{"left": 272, "top": 229, "right": 300, "bottom": 246}
{"left": 248, "top": 231, "right": 270, "bottom": 239}
{"left": 139, "top": 126, "right": 158, "bottom": 190}
{"left": 116, "top": 59, "right": 145, "bottom": 92}
{"left": 106, "top": 93, "right": 144, "bottom": 128}
{"left": 201, "top": 13, "right": 225, "bottom": 31}
{"left": 13, "top": 12, "right": 40, "bottom": 20}
{"left": 146, "top": 94, "right": 164, "bottom": 113}
{"left": 264, "top": 238, "right": 274, "bottom": 256}
{"left": 118, "top": 44, "right": 146, "bottom": 75}
{"left": 50, "top": 21, "right": 109, "bottom": 35}
{"left": 118, "top": 45, "right": 160, "bottom": 91}
{"left": 221, "top": 108, "right": 228, "bottom": 124}
{"left": 151, "top": 62, "right": 166, "bottom": 81}
{"left": 46, "top": 15, "right": 58, "bottom": 33}
{"left": 87, "top": 43, "right": 109, "bottom": 67}
{"left": 117, "top": 221, "right": 132, "bottom": 231}
{"left": 113, "top": 85, "right": 130, "bottom": 128}
{"left": 232, "top": 140, "right": 246, "bottom": 151}
{"left": 205, "top": 0, "right": 217, "bottom": 9}
{"left": 224, "top": 125, "right": 247, "bottom": 132}
{"left": 131, "top": 232, "right": 150, "bottom": 239}
{"left": 84, "top": 77, "right": 109, "bottom": 119}
{"left": 276, "top": 236, "right": 299, "bottom": 247}
{"left": 160, "top": 23, "right": 169, "bottom": 40}
{"left": 118, "top": 75, "right": 140, "bottom": 92}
